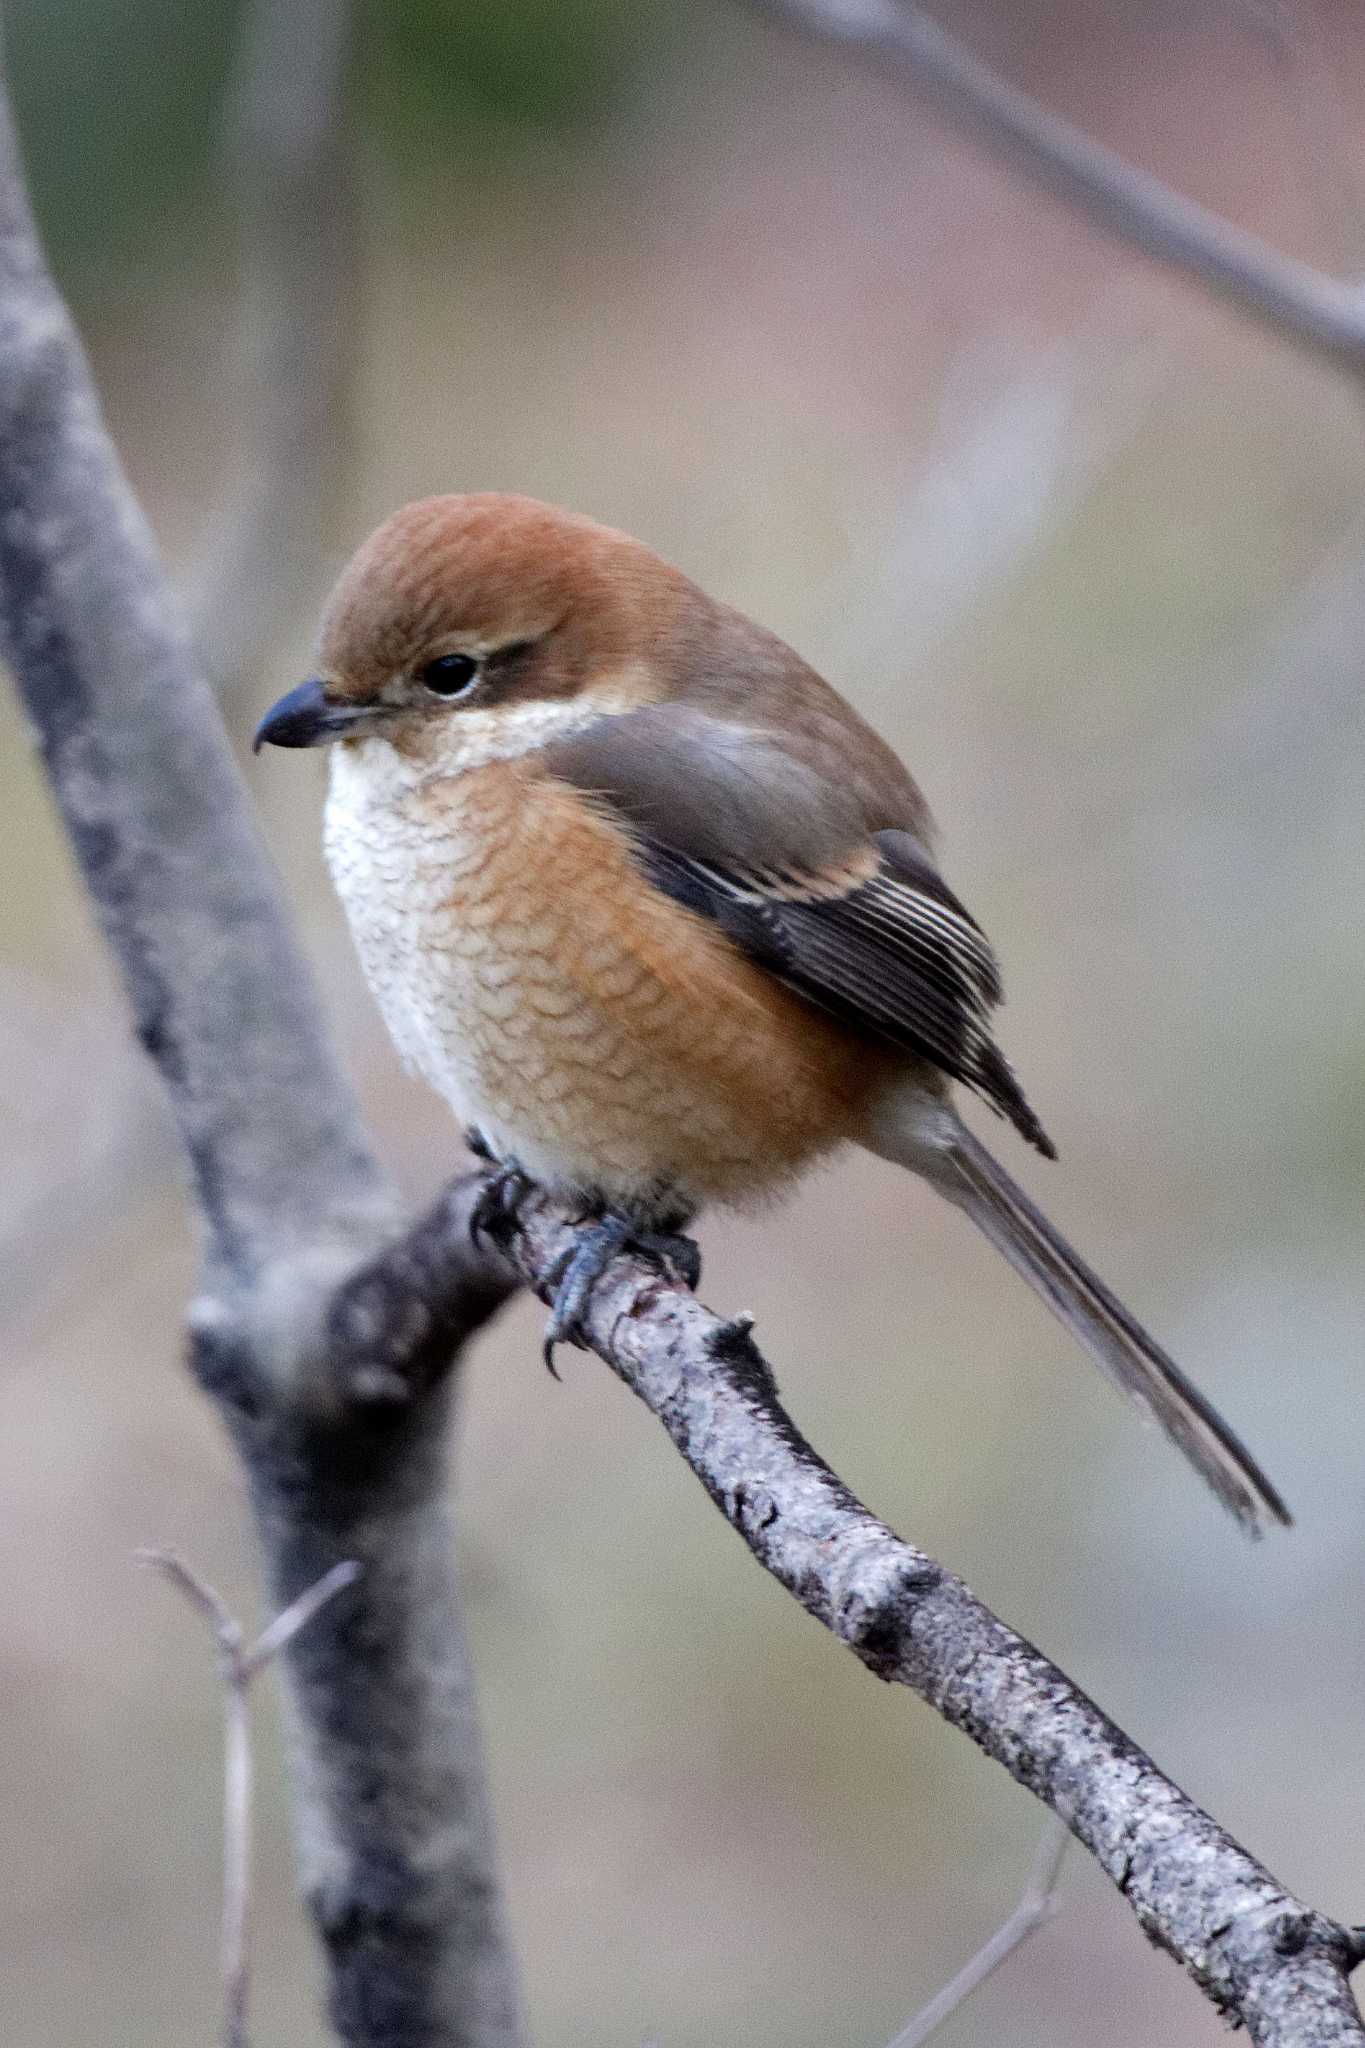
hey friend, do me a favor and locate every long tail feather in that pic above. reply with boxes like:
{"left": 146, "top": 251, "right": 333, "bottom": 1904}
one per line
{"left": 892, "top": 1113, "right": 1290, "bottom": 1534}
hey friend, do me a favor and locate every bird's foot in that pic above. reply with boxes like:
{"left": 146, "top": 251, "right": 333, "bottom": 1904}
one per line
{"left": 541, "top": 1213, "right": 701, "bottom": 1375}
{"left": 467, "top": 1142, "right": 534, "bottom": 1250}
{"left": 641, "top": 1224, "right": 702, "bottom": 1293}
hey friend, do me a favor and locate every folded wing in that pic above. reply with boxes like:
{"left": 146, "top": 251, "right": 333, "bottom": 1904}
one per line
{"left": 546, "top": 704, "right": 1055, "bottom": 1156}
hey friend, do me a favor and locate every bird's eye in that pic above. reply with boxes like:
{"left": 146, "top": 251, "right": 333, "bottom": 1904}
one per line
{"left": 418, "top": 652, "right": 480, "bottom": 698}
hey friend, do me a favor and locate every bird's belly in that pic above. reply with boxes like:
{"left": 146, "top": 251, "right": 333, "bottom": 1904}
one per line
{"left": 324, "top": 752, "right": 878, "bottom": 1208}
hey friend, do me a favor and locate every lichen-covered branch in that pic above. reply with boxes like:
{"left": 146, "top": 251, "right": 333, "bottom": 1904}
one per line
{"left": 0, "top": 78, "right": 521, "bottom": 2048}
{"left": 746, "top": 0, "right": 1365, "bottom": 377}
{"left": 348, "top": 1176, "right": 1365, "bottom": 2045}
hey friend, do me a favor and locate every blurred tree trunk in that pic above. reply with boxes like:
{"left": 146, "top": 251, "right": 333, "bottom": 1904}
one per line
{"left": 0, "top": 75, "right": 524, "bottom": 2048}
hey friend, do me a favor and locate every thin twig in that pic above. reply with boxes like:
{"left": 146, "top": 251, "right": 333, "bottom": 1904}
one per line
{"left": 744, "top": 0, "right": 1365, "bottom": 374}
{"left": 247, "top": 1559, "right": 365, "bottom": 1673}
{"left": 884, "top": 1815, "right": 1070, "bottom": 2047}
{"left": 137, "top": 1551, "right": 361, "bottom": 2048}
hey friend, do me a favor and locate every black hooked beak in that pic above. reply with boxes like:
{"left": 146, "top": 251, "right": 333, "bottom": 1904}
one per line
{"left": 253, "top": 679, "right": 374, "bottom": 753}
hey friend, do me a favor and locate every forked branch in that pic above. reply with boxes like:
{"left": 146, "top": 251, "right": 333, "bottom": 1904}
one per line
{"left": 137, "top": 1552, "right": 362, "bottom": 2048}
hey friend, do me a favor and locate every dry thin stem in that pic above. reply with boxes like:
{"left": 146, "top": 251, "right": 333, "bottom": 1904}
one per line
{"left": 745, "top": 0, "right": 1365, "bottom": 374}
{"left": 883, "top": 1814, "right": 1070, "bottom": 2048}
{"left": 138, "top": 1551, "right": 361, "bottom": 2048}
{"left": 248, "top": 1558, "right": 365, "bottom": 1673}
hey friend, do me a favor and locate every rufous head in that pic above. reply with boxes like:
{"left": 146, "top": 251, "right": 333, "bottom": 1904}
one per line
{"left": 254, "top": 493, "right": 686, "bottom": 761}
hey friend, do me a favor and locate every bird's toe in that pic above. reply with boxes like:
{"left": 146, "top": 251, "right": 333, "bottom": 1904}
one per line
{"left": 539, "top": 1213, "right": 701, "bottom": 1373}
{"left": 468, "top": 1155, "right": 534, "bottom": 1247}
{"left": 541, "top": 1215, "right": 633, "bottom": 1374}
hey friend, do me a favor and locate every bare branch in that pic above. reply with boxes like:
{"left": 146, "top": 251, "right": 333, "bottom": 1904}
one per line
{"left": 744, "top": 0, "right": 1365, "bottom": 375}
{"left": 137, "top": 1548, "right": 245, "bottom": 1656}
{"left": 0, "top": 75, "right": 523, "bottom": 2048}
{"left": 139, "top": 1551, "right": 361, "bottom": 2048}
{"left": 187, "top": 0, "right": 357, "bottom": 703}
{"left": 247, "top": 1557, "right": 364, "bottom": 1673}
{"left": 884, "top": 1815, "right": 1069, "bottom": 2048}
{"left": 1, "top": 0, "right": 358, "bottom": 1329}
{"left": 352, "top": 1177, "right": 1364, "bottom": 2046}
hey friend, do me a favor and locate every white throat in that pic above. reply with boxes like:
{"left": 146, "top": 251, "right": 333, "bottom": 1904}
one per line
{"left": 328, "top": 683, "right": 644, "bottom": 799}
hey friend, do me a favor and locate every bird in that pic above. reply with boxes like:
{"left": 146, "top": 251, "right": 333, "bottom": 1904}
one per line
{"left": 255, "top": 491, "right": 1289, "bottom": 1534}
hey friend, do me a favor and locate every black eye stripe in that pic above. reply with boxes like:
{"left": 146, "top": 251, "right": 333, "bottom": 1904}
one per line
{"left": 418, "top": 652, "right": 479, "bottom": 697}
{"left": 482, "top": 638, "right": 535, "bottom": 672}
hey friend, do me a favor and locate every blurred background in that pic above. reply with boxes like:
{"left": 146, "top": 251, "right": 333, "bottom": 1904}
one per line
{"left": 3, "top": 1, "right": 1365, "bottom": 2042}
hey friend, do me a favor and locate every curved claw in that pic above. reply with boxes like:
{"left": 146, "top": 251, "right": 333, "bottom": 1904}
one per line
{"left": 541, "top": 1216, "right": 632, "bottom": 1373}
{"left": 539, "top": 1214, "right": 702, "bottom": 1374}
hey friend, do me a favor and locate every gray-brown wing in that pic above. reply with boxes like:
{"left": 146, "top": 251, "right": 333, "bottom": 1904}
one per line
{"left": 546, "top": 706, "right": 1055, "bottom": 1156}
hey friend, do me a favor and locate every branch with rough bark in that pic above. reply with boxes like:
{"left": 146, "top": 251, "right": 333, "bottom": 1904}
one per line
{"left": 335, "top": 1177, "right": 1365, "bottom": 2046}
{"left": 745, "top": 0, "right": 1365, "bottom": 375}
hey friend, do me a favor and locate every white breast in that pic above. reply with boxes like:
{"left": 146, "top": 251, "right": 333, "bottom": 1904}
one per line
{"left": 324, "top": 740, "right": 488, "bottom": 1122}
